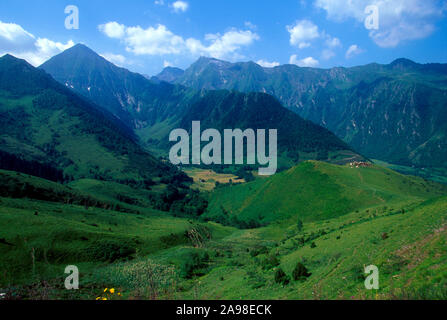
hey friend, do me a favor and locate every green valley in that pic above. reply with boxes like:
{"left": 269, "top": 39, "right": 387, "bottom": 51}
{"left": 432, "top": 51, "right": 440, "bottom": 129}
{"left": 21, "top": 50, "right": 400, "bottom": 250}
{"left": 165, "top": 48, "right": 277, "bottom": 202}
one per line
{"left": 0, "top": 48, "right": 446, "bottom": 302}
{"left": 40, "top": 44, "right": 366, "bottom": 169}
{"left": 165, "top": 57, "right": 447, "bottom": 174}
{"left": 205, "top": 161, "right": 447, "bottom": 225}
{"left": 1, "top": 161, "right": 446, "bottom": 300}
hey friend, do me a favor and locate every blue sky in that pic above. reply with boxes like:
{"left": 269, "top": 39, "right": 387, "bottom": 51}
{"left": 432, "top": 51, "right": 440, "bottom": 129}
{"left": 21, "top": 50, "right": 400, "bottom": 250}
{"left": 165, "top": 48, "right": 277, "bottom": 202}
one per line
{"left": 1, "top": 0, "right": 446, "bottom": 75}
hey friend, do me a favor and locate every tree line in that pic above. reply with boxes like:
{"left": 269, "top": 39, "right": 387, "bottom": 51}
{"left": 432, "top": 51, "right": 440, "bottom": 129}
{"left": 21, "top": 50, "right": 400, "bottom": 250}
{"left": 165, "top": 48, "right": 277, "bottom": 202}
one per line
{"left": 0, "top": 150, "right": 68, "bottom": 183}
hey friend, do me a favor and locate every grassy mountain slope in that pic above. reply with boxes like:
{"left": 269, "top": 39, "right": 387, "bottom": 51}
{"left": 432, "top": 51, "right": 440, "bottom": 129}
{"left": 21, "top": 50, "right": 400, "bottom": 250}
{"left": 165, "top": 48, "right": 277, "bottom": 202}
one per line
{"left": 139, "top": 89, "right": 363, "bottom": 169}
{"left": 2, "top": 164, "right": 445, "bottom": 299}
{"left": 0, "top": 54, "right": 180, "bottom": 185}
{"left": 0, "top": 195, "right": 233, "bottom": 290}
{"left": 40, "top": 44, "right": 194, "bottom": 129}
{"left": 1, "top": 49, "right": 445, "bottom": 301}
{"left": 176, "top": 195, "right": 447, "bottom": 300}
{"left": 171, "top": 57, "right": 447, "bottom": 170}
{"left": 205, "top": 161, "right": 447, "bottom": 225}
{"left": 40, "top": 45, "right": 365, "bottom": 168}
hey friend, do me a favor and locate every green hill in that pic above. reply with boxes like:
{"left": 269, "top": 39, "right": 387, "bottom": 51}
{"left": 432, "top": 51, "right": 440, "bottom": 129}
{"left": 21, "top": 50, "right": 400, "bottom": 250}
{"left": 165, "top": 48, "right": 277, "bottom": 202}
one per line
{"left": 1, "top": 161, "right": 446, "bottom": 299}
{"left": 40, "top": 45, "right": 365, "bottom": 168}
{"left": 205, "top": 161, "right": 447, "bottom": 225}
{"left": 0, "top": 54, "right": 183, "bottom": 186}
{"left": 170, "top": 57, "right": 447, "bottom": 171}
{"left": 0, "top": 195, "right": 232, "bottom": 289}
{"left": 1, "top": 49, "right": 446, "bottom": 301}
{"left": 174, "top": 195, "right": 447, "bottom": 300}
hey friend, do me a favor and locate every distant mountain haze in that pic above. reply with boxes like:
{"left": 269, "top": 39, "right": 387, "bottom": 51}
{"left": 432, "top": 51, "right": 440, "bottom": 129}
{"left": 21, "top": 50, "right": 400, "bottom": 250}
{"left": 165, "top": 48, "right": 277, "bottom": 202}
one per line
{"left": 152, "top": 67, "right": 185, "bottom": 83}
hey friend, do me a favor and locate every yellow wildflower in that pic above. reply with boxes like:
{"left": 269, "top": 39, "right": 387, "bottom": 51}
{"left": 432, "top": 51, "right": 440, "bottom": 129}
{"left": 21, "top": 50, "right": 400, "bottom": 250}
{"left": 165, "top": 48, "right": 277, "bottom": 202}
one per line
{"left": 102, "top": 297, "right": 107, "bottom": 300}
{"left": 110, "top": 288, "right": 115, "bottom": 294}
{"left": 104, "top": 288, "right": 108, "bottom": 292}
{"left": 96, "top": 297, "right": 101, "bottom": 300}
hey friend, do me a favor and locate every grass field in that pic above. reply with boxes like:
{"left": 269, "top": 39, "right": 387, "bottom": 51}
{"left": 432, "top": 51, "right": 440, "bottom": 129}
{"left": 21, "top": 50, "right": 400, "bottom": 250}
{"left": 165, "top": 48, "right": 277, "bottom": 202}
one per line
{"left": 184, "top": 168, "right": 245, "bottom": 191}
{"left": 0, "top": 195, "right": 233, "bottom": 299}
{"left": 1, "top": 161, "right": 446, "bottom": 300}
{"left": 373, "top": 159, "right": 447, "bottom": 185}
{"left": 205, "top": 161, "right": 447, "bottom": 224}
{"left": 173, "top": 196, "right": 447, "bottom": 299}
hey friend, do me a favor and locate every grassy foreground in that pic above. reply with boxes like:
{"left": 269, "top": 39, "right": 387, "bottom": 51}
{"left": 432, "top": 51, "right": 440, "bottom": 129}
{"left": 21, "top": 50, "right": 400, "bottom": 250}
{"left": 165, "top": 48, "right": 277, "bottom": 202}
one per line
{"left": 0, "top": 162, "right": 446, "bottom": 300}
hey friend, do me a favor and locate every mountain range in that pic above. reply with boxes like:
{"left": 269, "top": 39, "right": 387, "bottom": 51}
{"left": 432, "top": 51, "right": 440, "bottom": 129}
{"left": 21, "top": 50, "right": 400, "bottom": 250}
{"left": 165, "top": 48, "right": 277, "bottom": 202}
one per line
{"left": 1, "top": 46, "right": 447, "bottom": 300}
{"left": 40, "top": 44, "right": 363, "bottom": 169}
{"left": 0, "top": 54, "right": 183, "bottom": 187}
{"left": 156, "top": 57, "right": 447, "bottom": 170}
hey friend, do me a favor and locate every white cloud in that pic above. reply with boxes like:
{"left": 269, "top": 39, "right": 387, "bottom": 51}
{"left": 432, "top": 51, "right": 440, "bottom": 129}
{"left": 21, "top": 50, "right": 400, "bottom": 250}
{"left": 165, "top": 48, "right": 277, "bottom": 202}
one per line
{"left": 298, "top": 42, "right": 311, "bottom": 49}
{"left": 244, "top": 21, "right": 257, "bottom": 30}
{"left": 325, "top": 36, "right": 341, "bottom": 48}
{"left": 154, "top": 0, "right": 165, "bottom": 5}
{"left": 195, "top": 29, "right": 259, "bottom": 59}
{"left": 287, "top": 20, "right": 320, "bottom": 49}
{"left": 0, "top": 21, "right": 35, "bottom": 50}
{"left": 99, "top": 22, "right": 259, "bottom": 60}
{"left": 172, "top": 1, "right": 189, "bottom": 13}
{"left": 35, "top": 38, "right": 73, "bottom": 57}
{"left": 163, "top": 60, "right": 173, "bottom": 67}
{"left": 289, "top": 55, "right": 319, "bottom": 67}
{"left": 256, "top": 59, "right": 280, "bottom": 68}
{"left": 321, "top": 49, "right": 335, "bottom": 60}
{"left": 98, "top": 22, "right": 125, "bottom": 39}
{"left": 345, "top": 44, "right": 363, "bottom": 59}
{"left": 320, "top": 35, "right": 341, "bottom": 60}
{"left": 100, "top": 53, "right": 127, "bottom": 66}
{"left": 314, "top": 0, "right": 444, "bottom": 47}
{"left": 125, "top": 24, "right": 185, "bottom": 55}
{"left": 285, "top": 21, "right": 341, "bottom": 59}
{"left": 0, "top": 20, "right": 73, "bottom": 66}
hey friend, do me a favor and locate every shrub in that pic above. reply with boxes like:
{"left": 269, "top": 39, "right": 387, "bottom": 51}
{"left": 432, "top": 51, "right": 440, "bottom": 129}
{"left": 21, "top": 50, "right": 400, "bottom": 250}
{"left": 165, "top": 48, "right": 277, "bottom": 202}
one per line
{"left": 101, "top": 259, "right": 177, "bottom": 299}
{"left": 274, "top": 268, "right": 290, "bottom": 285}
{"left": 160, "top": 233, "right": 188, "bottom": 247}
{"left": 89, "top": 240, "right": 136, "bottom": 262}
{"left": 261, "top": 254, "right": 280, "bottom": 270}
{"left": 297, "top": 219, "right": 303, "bottom": 232}
{"left": 250, "top": 245, "right": 269, "bottom": 257}
{"left": 179, "top": 250, "right": 210, "bottom": 279}
{"left": 292, "top": 262, "right": 311, "bottom": 281}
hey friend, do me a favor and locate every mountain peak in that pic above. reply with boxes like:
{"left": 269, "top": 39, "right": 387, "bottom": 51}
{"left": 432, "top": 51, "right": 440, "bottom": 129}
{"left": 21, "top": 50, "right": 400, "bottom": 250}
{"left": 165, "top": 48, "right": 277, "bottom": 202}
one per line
{"left": 197, "top": 56, "right": 219, "bottom": 62}
{"left": 39, "top": 43, "right": 106, "bottom": 69}
{"left": 0, "top": 52, "right": 59, "bottom": 96}
{"left": 69, "top": 43, "right": 95, "bottom": 52}
{"left": 162, "top": 66, "right": 184, "bottom": 72}
{"left": 1, "top": 53, "right": 16, "bottom": 60}
{"left": 155, "top": 66, "right": 184, "bottom": 83}
{"left": 390, "top": 58, "right": 418, "bottom": 67}
{"left": 1, "top": 53, "right": 28, "bottom": 64}
{"left": 40, "top": 43, "right": 113, "bottom": 76}
{"left": 193, "top": 56, "right": 231, "bottom": 68}
{"left": 58, "top": 43, "right": 101, "bottom": 59}
{"left": 0, "top": 53, "right": 35, "bottom": 71}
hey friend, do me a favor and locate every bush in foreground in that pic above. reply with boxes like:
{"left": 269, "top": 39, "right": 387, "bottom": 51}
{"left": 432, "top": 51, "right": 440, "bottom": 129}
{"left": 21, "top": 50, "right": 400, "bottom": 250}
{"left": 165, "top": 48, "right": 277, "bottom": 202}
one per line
{"left": 274, "top": 268, "right": 290, "bottom": 286}
{"left": 292, "top": 262, "right": 311, "bottom": 281}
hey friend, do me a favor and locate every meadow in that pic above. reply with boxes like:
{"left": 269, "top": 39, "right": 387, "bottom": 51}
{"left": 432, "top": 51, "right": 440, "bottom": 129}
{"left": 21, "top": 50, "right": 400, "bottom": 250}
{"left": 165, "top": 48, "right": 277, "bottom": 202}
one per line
{"left": 1, "top": 162, "right": 446, "bottom": 300}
